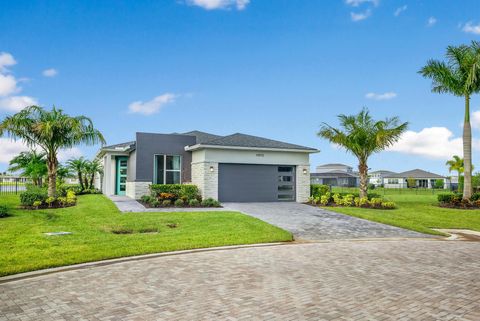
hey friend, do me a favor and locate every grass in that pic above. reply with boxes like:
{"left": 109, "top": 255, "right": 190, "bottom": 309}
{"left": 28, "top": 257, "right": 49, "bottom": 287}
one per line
{"left": 326, "top": 189, "right": 480, "bottom": 235}
{"left": 0, "top": 194, "right": 292, "bottom": 276}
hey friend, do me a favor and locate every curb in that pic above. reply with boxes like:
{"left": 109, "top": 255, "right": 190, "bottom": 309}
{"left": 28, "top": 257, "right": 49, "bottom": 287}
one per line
{"left": 0, "top": 242, "right": 288, "bottom": 284}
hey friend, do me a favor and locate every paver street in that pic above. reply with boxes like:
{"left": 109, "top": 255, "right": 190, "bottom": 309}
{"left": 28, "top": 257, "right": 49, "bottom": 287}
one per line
{"left": 1, "top": 240, "right": 479, "bottom": 320}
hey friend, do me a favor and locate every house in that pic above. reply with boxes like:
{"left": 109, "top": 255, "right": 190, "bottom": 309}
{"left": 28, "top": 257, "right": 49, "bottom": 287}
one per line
{"left": 97, "top": 131, "right": 318, "bottom": 202}
{"left": 369, "top": 170, "right": 397, "bottom": 187}
{"left": 383, "top": 169, "right": 446, "bottom": 189}
{"left": 310, "top": 163, "right": 359, "bottom": 187}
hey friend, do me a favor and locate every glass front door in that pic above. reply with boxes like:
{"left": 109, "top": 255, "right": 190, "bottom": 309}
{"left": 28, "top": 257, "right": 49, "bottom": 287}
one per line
{"left": 116, "top": 156, "right": 128, "bottom": 195}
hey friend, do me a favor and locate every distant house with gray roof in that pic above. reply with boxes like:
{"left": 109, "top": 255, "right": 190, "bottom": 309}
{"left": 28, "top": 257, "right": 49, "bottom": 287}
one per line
{"left": 383, "top": 169, "right": 447, "bottom": 189}
{"left": 311, "top": 163, "right": 359, "bottom": 187}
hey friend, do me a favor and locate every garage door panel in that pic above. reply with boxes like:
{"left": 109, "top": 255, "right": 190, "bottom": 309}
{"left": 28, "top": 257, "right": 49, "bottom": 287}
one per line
{"left": 218, "top": 164, "right": 295, "bottom": 202}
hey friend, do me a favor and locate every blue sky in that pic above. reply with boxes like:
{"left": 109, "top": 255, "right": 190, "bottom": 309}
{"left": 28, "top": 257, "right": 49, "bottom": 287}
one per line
{"left": 1, "top": 0, "right": 480, "bottom": 174}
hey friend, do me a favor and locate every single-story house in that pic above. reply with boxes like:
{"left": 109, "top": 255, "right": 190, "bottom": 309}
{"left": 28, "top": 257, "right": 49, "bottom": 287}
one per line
{"left": 368, "top": 170, "right": 397, "bottom": 187}
{"left": 383, "top": 169, "right": 446, "bottom": 189}
{"left": 310, "top": 163, "right": 359, "bottom": 187}
{"left": 96, "top": 131, "right": 318, "bottom": 202}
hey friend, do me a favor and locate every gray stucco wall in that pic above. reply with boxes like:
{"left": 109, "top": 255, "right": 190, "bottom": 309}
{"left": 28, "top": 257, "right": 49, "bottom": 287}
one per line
{"left": 135, "top": 132, "right": 196, "bottom": 183}
{"left": 127, "top": 150, "right": 136, "bottom": 182}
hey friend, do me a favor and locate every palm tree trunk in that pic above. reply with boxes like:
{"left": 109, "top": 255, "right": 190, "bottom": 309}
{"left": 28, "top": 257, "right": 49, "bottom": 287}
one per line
{"left": 463, "top": 94, "right": 472, "bottom": 199}
{"left": 47, "top": 155, "right": 58, "bottom": 197}
{"left": 358, "top": 160, "right": 368, "bottom": 198}
{"left": 89, "top": 174, "right": 94, "bottom": 189}
{"left": 78, "top": 172, "right": 84, "bottom": 190}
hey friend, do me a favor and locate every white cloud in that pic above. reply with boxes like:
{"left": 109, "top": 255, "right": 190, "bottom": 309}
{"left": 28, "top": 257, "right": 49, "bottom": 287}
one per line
{"left": 365, "top": 92, "right": 397, "bottom": 100}
{"left": 0, "top": 73, "right": 19, "bottom": 97}
{"left": 0, "top": 52, "right": 16, "bottom": 73}
{"left": 427, "top": 16, "right": 437, "bottom": 27}
{"left": 394, "top": 5, "right": 407, "bottom": 17}
{"left": 42, "top": 68, "right": 58, "bottom": 77}
{"left": 186, "top": 0, "right": 249, "bottom": 10}
{"left": 351, "top": 9, "right": 371, "bottom": 22}
{"left": 0, "top": 138, "right": 29, "bottom": 164}
{"left": 128, "top": 93, "right": 177, "bottom": 115}
{"left": 0, "top": 96, "right": 38, "bottom": 112}
{"left": 387, "top": 127, "right": 479, "bottom": 160}
{"left": 345, "top": 0, "right": 379, "bottom": 7}
{"left": 58, "top": 147, "right": 83, "bottom": 162}
{"left": 462, "top": 21, "right": 480, "bottom": 35}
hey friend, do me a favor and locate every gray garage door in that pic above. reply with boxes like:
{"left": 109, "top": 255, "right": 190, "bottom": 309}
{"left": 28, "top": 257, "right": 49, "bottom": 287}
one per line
{"left": 218, "top": 164, "right": 296, "bottom": 202}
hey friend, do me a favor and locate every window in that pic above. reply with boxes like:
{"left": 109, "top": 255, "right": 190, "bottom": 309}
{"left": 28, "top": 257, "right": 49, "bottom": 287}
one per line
{"left": 278, "top": 175, "right": 292, "bottom": 182}
{"left": 387, "top": 178, "right": 398, "bottom": 184}
{"left": 154, "top": 155, "right": 181, "bottom": 184}
{"left": 278, "top": 166, "right": 293, "bottom": 172}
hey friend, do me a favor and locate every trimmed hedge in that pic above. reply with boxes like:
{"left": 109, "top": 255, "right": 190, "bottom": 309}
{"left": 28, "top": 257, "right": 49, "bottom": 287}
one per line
{"left": 310, "top": 184, "right": 330, "bottom": 197}
{"left": 150, "top": 184, "right": 200, "bottom": 200}
{"left": 20, "top": 186, "right": 48, "bottom": 207}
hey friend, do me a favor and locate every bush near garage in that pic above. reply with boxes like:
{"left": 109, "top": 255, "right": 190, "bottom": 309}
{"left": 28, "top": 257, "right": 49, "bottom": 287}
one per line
{"left": 140, "top": 184, "right": 221, "bottom": 208}
{"left": 307, "top": 192, "right": 396, "bottom": 210}
{"left": 438, "top": 192, "right": 480, "bottom": 209}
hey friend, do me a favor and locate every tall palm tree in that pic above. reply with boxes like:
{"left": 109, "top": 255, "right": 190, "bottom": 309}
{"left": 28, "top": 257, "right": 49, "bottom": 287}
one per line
{"left": 0, "top": 106, "right": 105, "bottom": 197}
{"left": 318, "top": 108, "right": 408, "bottom": 198}
{"left": 8, "top": 150, "right": 47, "bottom": 186}
{"left": 419, "top": 41, "right": 480, "bottom": 199}
{"left": 67, "top": 157, "right": 87, "bottom": 190}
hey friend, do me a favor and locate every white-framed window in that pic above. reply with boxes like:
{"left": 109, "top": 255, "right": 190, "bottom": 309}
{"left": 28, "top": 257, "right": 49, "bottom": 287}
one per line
{"left": 387, "top": 178, "right": 398, "bottom": 184}
{"left": 154, "top": 155, "right": 181, "bottom": 184}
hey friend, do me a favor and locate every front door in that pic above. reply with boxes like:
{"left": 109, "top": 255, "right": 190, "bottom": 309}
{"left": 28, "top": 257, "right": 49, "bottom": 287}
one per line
{"left": 116, "top": 156, "right": 128, "bottom": 195}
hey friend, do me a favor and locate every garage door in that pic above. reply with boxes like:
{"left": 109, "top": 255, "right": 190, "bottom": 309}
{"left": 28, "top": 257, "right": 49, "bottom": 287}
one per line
{"left": 218, "top": 164, "right": 296, "bottom": 202}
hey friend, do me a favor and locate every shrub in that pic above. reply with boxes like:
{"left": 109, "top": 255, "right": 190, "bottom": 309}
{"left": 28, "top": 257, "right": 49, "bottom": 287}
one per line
{"left": 381, "top": 202, "right": 396, "bottom": 209}
{"left": 438, "top": 193, "right": 462, "bottom": 204}
{"left": 179, "top": 185, "right": 200, "bottom": 200}
{"left": 358, "top": 197, "right": 369, "bottom": 208}
{"left": 159, "top": 192, "right": 176, "bottom": 201}
{"left": 369, "top": 198, "right": 383, "bottom": 208}
{"left": 188, "top": 199, "right": 200, "bottom": 207}
{"left": 341, "top": 194, "right": 355, "bottom": 207}
{"left": 368, "top": 183, "right": 376, "bottom": 190}
{"left": 32, "top": 200, "right": 43, "bottom": 208}
{"left": 150, "top": 184, "right": 200, "bottom": 200}
{"left": 310, "top": 184, "right": 330, "bottom": 197}
{"left": 332, "top": 193, "right": 342, "bottom": 205}
{"left": 471, "top": 192, "right": 480, "bottom": 202}
{"left": 337, "top": 192, "right": 381, "bottom": 200}
{"left": 174, "top": 199, "right": 185, "bottom": 207}
{"left": 162, "top": 200, "right": 172, "bottom": 206}
{"left": 434, "top": 179, "right": 444, "bottom": 189}
{"left": 320, "top": 194, "right": 330, "bottom": 206}
{"left": 57, "top": 197, "right": 68, "bottom": 206}
{"left": 20, "top": 186, "right": 48, "bottom": 207}
{"left": 151, "top": 199, "right": 160, "bottom": 207}
{"left": 0, "top": 205, "right": 10, "bottom": 218}
{"left": 140, "top": 195, "right": 153, "bottom": 203}
{"left": 201, "top": 198, "right": 221, "bottom": 207}
{"left": 45, "top": 197, "right": 56, "bottom": 207}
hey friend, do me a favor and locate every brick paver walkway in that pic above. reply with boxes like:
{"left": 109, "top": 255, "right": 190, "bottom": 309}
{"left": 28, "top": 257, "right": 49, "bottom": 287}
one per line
{"left": 1, "top": 240, "right": 479, "bottom": 320}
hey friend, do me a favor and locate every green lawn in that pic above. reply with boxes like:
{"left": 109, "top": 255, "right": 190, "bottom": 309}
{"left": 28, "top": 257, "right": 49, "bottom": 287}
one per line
{"left": 325, "top": 192, "right": 480, "bottom": 235}
{"left": 0, "top": 194, "right": 292, "bottom": 276}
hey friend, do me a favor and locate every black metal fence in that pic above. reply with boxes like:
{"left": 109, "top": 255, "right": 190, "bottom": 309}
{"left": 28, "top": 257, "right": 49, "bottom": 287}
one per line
{"left": 331, "top": 184, "right": 456, "bottom": 195}
{"left": 0, "top": 177, "right": 31, "bottom": 195}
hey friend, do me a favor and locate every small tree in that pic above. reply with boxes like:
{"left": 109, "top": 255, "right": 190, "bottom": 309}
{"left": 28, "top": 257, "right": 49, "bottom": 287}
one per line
{"left": 406, "top": 177, "right": 416, "bottom": 189}
{"left": 0, "top": 106, "right": 105, "bottom": 197}
{"left": 318, "top": 108, "right": 408, "bottom": 198}
{"left": 434, "top": 179, "right": 444, "bottom": 189}
{"left": 67, "top": 157, "right": 87, "bottom": 190}
{"left": 8, "top": 150, "right": 47, "bottom": 186}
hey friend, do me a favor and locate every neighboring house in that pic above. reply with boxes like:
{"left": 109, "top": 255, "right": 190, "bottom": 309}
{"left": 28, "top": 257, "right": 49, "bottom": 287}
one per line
{"left": 369, "top": 170, "right": 397, "bottom": 187}
{"left": 383, "top": 169, "right": 447, "bottom": 189}
{"left": 310, "top": 163, "right": 359, "bottom": 187}
{"left": 0, "top": 175, "right": 29, "bottom": 183}
{"left": 97, "top": 131, "right": 318, "bottom": 202}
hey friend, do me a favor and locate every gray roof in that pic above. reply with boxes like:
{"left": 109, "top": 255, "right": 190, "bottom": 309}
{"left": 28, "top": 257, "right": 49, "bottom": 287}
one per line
{"left": 370, "top": 170, "right": 397, "bottom": 175}
{"left": 183, "top": 131, "right": 223, "bottom": 144}
{"left": 311, "top": 171, "right": 358, "bottom": 178}
{"left": 102, "top": 141, "right": 136, "bottom": 150}
{"left": 317, "top": 163, "right": 351, "bottom": 167}
{"left": 386, "top": 169, "right": 444, "bottom": 179}
{"left": 198, "top": 133, "right": 317, "bottom": 151}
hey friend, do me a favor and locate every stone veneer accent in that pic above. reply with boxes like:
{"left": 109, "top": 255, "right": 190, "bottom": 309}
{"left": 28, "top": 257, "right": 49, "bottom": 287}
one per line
{"left": 191, "top": 162, "right": 218, "bottom": 200}
{"left": 296, "top": 165, "right": 310, "bottom": 203}
{"left": 126, "top": 181, "right": 151, "bottom": 200}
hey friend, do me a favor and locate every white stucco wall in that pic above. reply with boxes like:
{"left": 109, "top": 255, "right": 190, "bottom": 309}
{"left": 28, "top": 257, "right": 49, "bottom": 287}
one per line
{"left": 101, "top": 151, "right": 130, "bottom": 196}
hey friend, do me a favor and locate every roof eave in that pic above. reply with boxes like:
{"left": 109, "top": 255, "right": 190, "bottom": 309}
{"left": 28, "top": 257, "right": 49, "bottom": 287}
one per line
{"left": 185, "top": 144, "right": 319, "bottom": 153}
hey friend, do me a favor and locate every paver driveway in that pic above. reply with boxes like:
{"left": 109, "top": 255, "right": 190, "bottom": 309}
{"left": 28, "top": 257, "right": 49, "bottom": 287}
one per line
{"left": 1, "top": 240, "right": 479, "bottom": 320}
{"left": 223, "top": 202, "right": 428, "bottom": 240}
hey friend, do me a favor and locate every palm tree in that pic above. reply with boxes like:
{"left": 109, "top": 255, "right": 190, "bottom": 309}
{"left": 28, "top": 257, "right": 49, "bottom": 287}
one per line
{"left": 419, "top": 41, "right": 480, "bottom": 199}
{"left": 84, "top": 159, "right": 102, "bottom": 189}
{"left": 0, "top": 106, "right": 105, "bottom": 197}
{"left": 67, "top": 157, "right": 87, "bottom": 190}
{"left": 8, "top": 150, "right": 47, "bottom": 186}
{"left": 446, "top": 155, "right": 465, "bottom": 178}
{"left": 318, "top": 108, "right": 408, "bottom": 198}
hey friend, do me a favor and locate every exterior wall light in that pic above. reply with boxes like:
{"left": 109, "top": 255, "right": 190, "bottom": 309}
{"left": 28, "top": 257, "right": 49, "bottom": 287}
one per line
{"left": 209, "top": 166, "right": 214, "bottom": 172}
{"left": 303, "top": 168, "right": 308, "bottom": 174}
